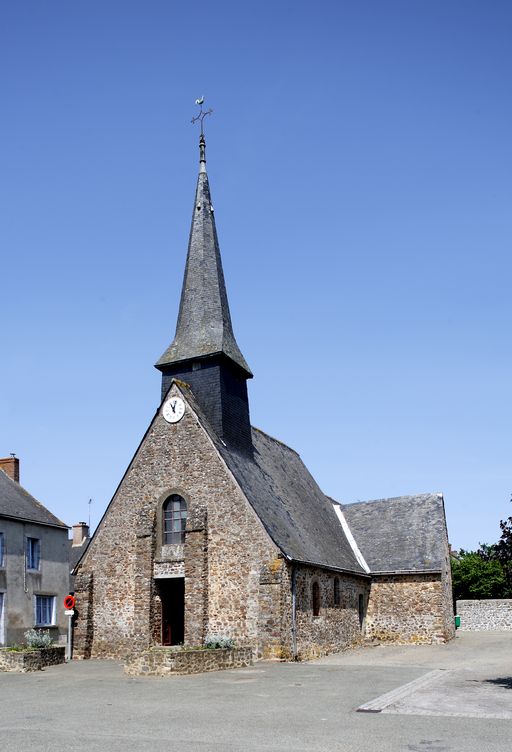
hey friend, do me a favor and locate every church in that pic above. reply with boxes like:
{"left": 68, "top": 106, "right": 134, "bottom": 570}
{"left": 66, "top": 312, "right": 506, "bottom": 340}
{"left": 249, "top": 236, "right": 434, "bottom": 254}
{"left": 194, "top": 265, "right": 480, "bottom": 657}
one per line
{"left": 73, "top": 126, "right": 454, "bottom": 661}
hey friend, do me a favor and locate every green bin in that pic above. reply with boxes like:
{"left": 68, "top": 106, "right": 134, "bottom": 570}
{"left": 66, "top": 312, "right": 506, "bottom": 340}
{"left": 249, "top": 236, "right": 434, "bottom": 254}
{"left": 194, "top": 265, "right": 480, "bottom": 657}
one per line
{"left": 454, "top": 615, "right": 461, "bottom": 629}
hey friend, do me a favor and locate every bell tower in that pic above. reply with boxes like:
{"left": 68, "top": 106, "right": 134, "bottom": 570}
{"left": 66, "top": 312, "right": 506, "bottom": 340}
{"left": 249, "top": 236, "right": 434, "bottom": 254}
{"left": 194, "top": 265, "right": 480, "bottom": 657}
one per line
{"left": 155, "top": 119, "right": 253, "bottom": 453}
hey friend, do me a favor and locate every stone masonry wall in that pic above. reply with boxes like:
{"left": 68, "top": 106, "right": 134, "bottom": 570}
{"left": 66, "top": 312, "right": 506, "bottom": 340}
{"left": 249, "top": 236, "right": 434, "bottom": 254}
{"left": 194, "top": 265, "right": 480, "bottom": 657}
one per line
{"left": 291, "top": 565, "right": 370, "bottom": 660}
{"left": 72, "top": 571, "right": 93, "bottom": 659}
{"left": 257, "top": 555, "right": 293, "bottom": 660}
{"left": 366, "top": 574, "right": 449, "bottom": 644}
{"left": 440, "top": 534, "right": 456, "bottom": 641}
{"left": 0, "top": 646, "right": 65, "bottom": 672}
{"left": 184, "top": 510, "right": 208, "bottom": 646}
{"left": 124, "top": 646, "right": 253, "bottom": 676}
{"left": 456, "top": 600, "right": 512, "bottom": 631}
{"left": 73, "top": 384, "right": 281, "bottom": 659}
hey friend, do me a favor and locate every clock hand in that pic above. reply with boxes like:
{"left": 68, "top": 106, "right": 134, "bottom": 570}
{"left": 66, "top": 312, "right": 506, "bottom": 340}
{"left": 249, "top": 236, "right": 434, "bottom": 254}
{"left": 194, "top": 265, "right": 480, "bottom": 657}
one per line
{"left": 170, "top": 401, "right": 176, "bottom": 413}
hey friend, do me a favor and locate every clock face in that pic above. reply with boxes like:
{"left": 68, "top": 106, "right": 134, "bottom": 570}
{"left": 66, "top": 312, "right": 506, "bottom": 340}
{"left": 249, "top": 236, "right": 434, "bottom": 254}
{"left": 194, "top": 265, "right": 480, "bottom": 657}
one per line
{"left": 162, "top": 396, "right": 185, "bottom": 424}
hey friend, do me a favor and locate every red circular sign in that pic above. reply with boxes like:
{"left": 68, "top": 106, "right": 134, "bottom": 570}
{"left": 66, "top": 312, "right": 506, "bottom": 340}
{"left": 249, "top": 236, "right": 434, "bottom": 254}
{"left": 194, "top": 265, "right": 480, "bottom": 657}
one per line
{"left": 64, "top": 595, "right": 75, "bottom": 610}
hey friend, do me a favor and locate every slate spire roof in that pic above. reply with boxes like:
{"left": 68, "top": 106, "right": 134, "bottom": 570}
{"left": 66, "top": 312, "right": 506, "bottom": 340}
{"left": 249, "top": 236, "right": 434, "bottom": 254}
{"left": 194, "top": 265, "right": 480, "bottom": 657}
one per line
{"left": 155, "top": 134, "right": 252, "bottom": 377}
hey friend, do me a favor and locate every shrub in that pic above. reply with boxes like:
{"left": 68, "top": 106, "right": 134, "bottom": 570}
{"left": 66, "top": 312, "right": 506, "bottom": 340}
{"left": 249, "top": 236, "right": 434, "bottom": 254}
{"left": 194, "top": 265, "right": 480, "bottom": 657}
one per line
{"left": 204, "top": 633, "right": 234, "bottom": 649}
{"left": 24, "top": 629, "right": 54, "bottom": 649}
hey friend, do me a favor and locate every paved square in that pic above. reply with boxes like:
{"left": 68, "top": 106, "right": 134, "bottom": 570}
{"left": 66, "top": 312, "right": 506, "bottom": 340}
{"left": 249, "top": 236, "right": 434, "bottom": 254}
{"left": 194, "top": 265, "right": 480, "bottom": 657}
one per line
{"left": 1, "top": 633, "right": 510, "bottom": 751}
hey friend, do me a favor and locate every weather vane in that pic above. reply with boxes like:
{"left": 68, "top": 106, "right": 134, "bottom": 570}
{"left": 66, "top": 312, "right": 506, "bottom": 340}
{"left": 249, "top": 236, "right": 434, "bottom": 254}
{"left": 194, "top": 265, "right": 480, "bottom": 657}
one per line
{"left": 191, "top": 96, "right": 213, "bottom": 135}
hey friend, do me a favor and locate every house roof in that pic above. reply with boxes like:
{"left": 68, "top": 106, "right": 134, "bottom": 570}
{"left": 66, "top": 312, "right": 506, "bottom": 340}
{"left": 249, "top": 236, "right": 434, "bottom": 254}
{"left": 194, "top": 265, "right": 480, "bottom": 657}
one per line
{"left": 0, "top": 469, "right": 68, "bottom": 529}
{"left": 155, "top": 136, "right": 252, "bottom": 377}
{"left": 69, "top": 538, "right": 90, "bottom": 571}
{"left": 341, "top": 493, "right": 447, "bottom": 573}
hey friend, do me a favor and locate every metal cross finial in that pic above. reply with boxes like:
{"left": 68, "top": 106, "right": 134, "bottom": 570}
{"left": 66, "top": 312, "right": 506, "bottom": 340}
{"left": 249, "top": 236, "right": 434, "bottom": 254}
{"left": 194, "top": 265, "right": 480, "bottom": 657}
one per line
{"left": 191, "top": 96, "right": 213, "bottom": 136}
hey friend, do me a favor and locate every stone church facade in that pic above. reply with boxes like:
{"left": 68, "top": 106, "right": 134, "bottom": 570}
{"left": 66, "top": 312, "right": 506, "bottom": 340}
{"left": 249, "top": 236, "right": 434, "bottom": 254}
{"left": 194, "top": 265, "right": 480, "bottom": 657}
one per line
{"left": 73, "top": 134, "right": 454, "bottom": 661}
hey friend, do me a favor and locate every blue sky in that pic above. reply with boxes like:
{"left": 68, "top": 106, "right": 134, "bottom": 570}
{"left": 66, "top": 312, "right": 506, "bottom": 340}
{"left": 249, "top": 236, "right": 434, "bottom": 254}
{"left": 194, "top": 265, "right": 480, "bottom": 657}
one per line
{"left": 1, "top": 1, "right": 511, "bottom": 550}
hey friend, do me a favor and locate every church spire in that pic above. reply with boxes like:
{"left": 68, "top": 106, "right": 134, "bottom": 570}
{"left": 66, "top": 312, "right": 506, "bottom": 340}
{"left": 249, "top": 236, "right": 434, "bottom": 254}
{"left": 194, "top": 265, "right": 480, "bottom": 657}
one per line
{"left": 155, "top": 133, "right": 252, "bottom": 377}
{"left": 155, "top": 105, "right": 253, "bottom": 452}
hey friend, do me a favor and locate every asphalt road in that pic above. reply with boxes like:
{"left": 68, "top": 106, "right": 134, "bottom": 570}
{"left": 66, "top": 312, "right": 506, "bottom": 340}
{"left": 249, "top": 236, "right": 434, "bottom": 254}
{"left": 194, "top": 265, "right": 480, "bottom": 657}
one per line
{"left": 0, "top": 632, "right": 510, "bottom": 752}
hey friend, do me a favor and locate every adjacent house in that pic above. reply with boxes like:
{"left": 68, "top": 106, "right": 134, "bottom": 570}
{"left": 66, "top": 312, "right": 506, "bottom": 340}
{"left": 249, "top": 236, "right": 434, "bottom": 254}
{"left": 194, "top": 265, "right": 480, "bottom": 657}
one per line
{"left": 69, "top": 522, "right": 90, "bottom": 591}
{"left": 73, "top": 134, "right": 454, "bottom": 661}
{"left": 0, "top": 456, "right": 70, "bottom": 646}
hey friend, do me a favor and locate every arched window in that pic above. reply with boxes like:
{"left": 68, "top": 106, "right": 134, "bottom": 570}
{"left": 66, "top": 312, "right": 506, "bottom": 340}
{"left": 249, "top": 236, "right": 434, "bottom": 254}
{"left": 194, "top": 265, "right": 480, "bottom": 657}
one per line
{"left": 163, "top": 495, "right": 187, "bottom": 545}
{"left": 333, "top": 577, "right": 340, "bottom": 606}
{"left": 312, "top": 581, "right": 320, "bottom": 617}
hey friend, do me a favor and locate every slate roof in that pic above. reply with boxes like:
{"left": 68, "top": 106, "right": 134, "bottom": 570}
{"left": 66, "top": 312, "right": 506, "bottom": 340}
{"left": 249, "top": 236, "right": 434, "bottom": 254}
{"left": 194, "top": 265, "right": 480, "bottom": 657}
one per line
{"left": 0, "top": 469, "right": 68, "bottom": 529}
{"left": 341, "top": 494, "right": 447, "bottom": 573}
{"left": 219, "top": 429, "right": 366, "bottom": 573}
{"left": 174, "top": 383, "right": 445, "bottom": 577}
{"left": 170, "top": 390, "right": 362, "bottom": 575}
{"left": 155, "top": 141, "right": 252, "bottom": 377}
{"left": 69, "top": 538, "right": 90, "bottom": 571}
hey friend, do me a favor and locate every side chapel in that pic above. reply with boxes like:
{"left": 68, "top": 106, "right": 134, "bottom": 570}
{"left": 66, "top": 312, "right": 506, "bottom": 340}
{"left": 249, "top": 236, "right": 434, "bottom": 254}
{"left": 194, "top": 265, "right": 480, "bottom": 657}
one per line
{"left": 73, "top": 129, "right": 454, "bottom": 661}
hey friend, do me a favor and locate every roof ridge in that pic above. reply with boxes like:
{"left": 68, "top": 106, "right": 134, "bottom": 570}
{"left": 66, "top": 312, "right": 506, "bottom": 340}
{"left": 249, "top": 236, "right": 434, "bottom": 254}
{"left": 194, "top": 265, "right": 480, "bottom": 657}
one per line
{"left": 344, "top": 492, "right": 443, "bottom": 507}
{"left": 0, "top": 469, "right": 68, "bottom": 528}
{"left": 251, "top": 426, "right": 300, "bottom": 456}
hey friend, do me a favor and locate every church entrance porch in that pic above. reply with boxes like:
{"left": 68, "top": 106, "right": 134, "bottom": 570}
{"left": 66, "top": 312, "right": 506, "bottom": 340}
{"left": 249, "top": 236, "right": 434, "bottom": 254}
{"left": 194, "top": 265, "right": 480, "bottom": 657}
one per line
{"left": 158, "top": 578, "right": 185, "bottom": 646}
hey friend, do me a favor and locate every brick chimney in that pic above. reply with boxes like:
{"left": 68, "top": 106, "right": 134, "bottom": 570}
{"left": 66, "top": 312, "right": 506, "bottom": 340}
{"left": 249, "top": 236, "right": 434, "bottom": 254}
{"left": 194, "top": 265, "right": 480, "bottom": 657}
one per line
{"left": 0, "top": 456, "right": 20, "bottom": 483}
{"left": 72, "top": 522, "right": 90, "bottom": 547}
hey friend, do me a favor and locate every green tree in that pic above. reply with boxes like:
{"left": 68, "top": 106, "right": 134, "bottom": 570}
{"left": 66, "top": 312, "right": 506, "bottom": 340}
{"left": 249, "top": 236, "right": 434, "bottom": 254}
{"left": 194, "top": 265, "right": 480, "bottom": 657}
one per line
{"left": 452, "top": 550, "right": 507, "bottom": 600}
{"left": 495, "top": 511, "right": 512, "bottom": 597}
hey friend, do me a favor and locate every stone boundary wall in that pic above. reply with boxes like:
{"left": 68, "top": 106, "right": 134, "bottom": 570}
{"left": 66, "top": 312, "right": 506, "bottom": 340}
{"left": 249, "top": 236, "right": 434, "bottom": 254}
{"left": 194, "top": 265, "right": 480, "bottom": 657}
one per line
{"left": 124, "top": 646, "right": 253, "bottom": 676}
{"left": 456, "top": 600, "right": 512, "bottom": 631}
{"left": 0, "top": 646, "right": 66, "bottom": 672}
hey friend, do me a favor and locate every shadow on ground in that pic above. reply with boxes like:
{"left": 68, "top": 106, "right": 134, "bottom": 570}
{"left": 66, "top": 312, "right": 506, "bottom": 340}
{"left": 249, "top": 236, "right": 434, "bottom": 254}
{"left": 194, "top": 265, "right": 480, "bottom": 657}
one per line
{"left": 483, "top": 677, "right": 512, "bottom": 690}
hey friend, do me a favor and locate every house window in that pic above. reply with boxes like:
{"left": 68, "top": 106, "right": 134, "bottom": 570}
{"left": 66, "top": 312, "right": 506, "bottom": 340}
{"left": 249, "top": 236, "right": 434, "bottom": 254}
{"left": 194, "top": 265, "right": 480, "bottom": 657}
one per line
{"left": 35, "top": 595, "right": 55, "bottom": 626}
{"left": 333, "top": 577, "right": 340, "bottom": 606}
{"left": 0, "top": 533, "right": 4, "bottom": 567}
{"left": 26, "top": 537, "right": 40, "bottom": 570}
{"left": 163, "top": 495, "right": 187, "bottom": 545}
{"left": 312, "top": 581, "right": 321, "bottom": 617}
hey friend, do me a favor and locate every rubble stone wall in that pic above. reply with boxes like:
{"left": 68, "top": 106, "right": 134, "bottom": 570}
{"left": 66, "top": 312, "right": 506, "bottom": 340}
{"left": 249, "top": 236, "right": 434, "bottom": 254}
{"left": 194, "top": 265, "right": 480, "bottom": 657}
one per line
{"left": 73, "top": 385, "right": 280, "bottom": 660}
{"left": 441, "top": 540, "right": 456, "bottom": 641}
{"left": 456, "top": 600, "right": 512, "bottom": 631}
{"left": 0, "top": 646, "right": 65, "bottom": 672}
{"left": 292, "top": 565, "right": 370, "bottom": 660}
{"left": 366, "top": 573, "right": 450, "bottom": 643}
{"left": 257, "top": 556, "right": 292, "bottom": 660}
{"left": 124, "top": 646, "right": 253, "bottom": 676}
{"left": 72, "top": 571, "right": 93, "bottom": 659}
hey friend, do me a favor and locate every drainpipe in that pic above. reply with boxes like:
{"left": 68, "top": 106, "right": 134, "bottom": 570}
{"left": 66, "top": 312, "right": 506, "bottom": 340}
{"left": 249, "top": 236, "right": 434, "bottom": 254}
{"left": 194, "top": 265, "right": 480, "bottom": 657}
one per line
{"left": 291, "top": 563, "right": 297, "bottom": 660}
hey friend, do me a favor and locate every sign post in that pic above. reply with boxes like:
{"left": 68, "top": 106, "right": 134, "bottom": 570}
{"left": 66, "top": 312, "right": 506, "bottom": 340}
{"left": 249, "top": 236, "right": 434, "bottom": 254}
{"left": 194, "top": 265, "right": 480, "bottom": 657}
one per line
{"left": 63, "top": 595, "right": 75, "bottom": 661}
